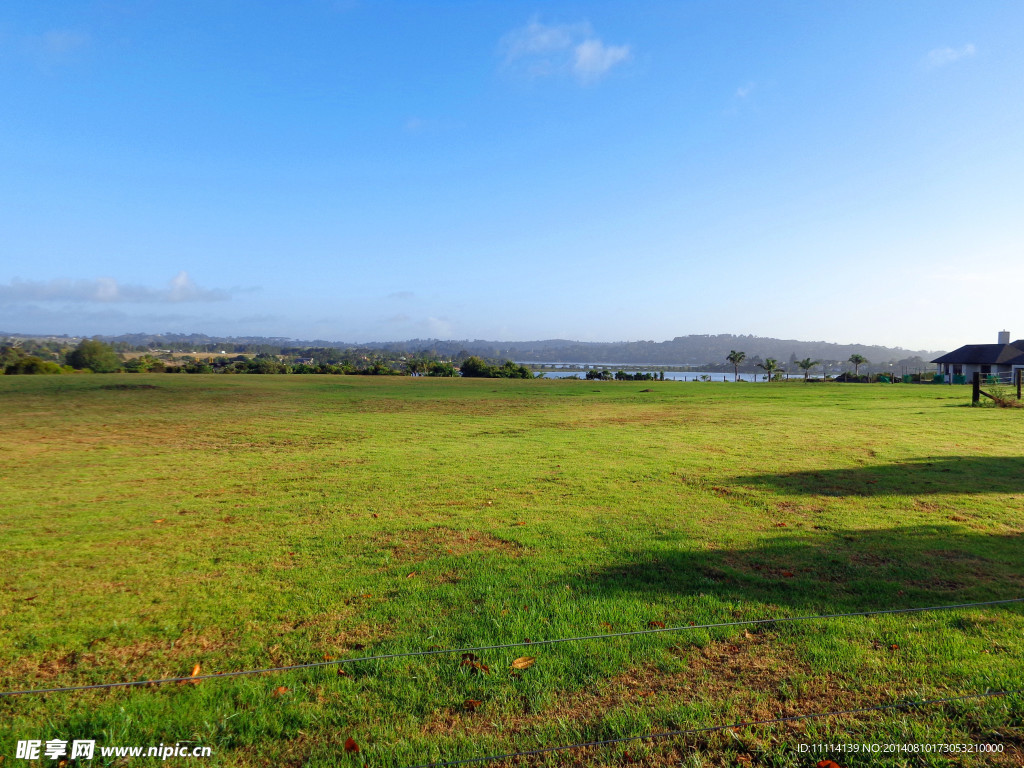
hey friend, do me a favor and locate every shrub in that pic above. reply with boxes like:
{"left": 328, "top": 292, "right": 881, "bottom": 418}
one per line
{"left": 67, "top": 339, "right": 121, "bottom": 372}
{"left": 5, "top": 356, "right": 66, "bottom": 375}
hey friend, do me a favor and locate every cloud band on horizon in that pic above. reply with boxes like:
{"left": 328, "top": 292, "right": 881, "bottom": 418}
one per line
{"left": 0, "top": 271, "right": 230, "bottom": 304}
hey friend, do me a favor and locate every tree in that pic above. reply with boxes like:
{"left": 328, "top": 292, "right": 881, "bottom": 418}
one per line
{"left": 66, "top": 339, "right": 121, "bottom": 372}
{"left": 756, "top": 358, "right": 781, "bottom": 381}
{"left": 458, "top": 356, "right": 493, "bottom": 377}
{"left": 123, "top": 354, "right": 164, "bottom": 373}
{"left": 848, "top": 354, "right": 868, "bottom": 378}
{"left": 797, "top": 357, "right": 820, "bottom": 381}
{"left": 497, "top": 360, "right": 532, "bottom": 379}
{"left": 426, "top": 361, "right": 456, "bottom": 377}
{"left": 726, "top": 350, "right": 746, "bottom": 382}
{"left": 245, "top": 356, "right": 287, "bottom": 374}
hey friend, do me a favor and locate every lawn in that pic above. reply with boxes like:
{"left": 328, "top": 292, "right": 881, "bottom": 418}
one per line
{"left": 1, "top": 375, "right": 1022, "bottom": 766}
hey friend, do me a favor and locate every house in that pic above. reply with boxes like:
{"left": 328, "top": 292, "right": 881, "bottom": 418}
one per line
{"left": 931, "top": 331, "right": 1024, "bottom": 381}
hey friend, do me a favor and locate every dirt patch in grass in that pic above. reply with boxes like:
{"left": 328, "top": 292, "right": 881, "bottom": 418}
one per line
{"left": 720, "top": 555, "right": 804, "bottom": 581}
{"left": 418, "top": 634, "right": 1024, "bottom": 767}
{"left": 923, "top": 548, "right": 990, "bottom": 563}
{"left": 420, "top": 634, "right": 886, "bottom": 766}
{"left": 849, "top": 551, "right": 894, "bottom": 567}
{"left": 276, "top": 613, "right": 393, "bottom": 655}
{"left": 9, "top": 629, "right": 237, "bottom": 683}
{"left": 379, "top": 527, "right": 527, "bottom": 562}
{"left": 98, "top": 383, "right": 162, "bottom": 390}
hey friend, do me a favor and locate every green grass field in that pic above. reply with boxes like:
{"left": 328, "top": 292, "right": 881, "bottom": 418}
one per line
{"left": 2, "top": 375, "right": 1022, "bottom": 766}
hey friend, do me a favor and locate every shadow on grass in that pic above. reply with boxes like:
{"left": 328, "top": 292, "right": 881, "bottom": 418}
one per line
{"left": 587, "top": 526, "right": 1024, "bottom": 613}
{"left": 734, "top": 456, "right": 1024, "bottom": 497}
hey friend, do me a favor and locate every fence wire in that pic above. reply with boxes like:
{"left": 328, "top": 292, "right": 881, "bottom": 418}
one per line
{"left": 3, "top": 597, "right": 1022, "bottom": 698}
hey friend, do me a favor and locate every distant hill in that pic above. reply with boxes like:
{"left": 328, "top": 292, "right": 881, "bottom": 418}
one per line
{"left": 366, "top": 335, "right": 943, "bottom": 367}
{"left": 0, "top": 331, "right": 942, "bottom": 368}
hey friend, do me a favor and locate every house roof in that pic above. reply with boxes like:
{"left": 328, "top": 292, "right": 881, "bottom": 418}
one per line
{"left": 932, "top": 341, "right": 1024, "bottom": 365}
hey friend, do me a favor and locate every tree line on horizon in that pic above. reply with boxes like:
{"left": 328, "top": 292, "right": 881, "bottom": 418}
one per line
{"left": 726, "top": 349, "right": 874, "bottom": 382}
{"left": 3, "top": 331, "right": 943, "bottom": 368}
{"left": 0, "top": 340, "right": 539, "bottom": 379}
{"left": 2, "top": 337, "right": 930, "bottom": 380}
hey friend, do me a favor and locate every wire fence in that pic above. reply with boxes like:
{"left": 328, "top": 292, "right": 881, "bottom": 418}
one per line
{"left": 3, "top": 597, "right": 1022, "bottom": 698}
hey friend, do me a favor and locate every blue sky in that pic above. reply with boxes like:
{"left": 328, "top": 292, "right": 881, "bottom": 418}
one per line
{"left": 1, "top": 1, "right": 1021, "bottom": 351}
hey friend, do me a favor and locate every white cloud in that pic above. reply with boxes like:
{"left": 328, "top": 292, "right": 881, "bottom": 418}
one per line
{"left": 0, "top": 272, "right": 229, "bottom": 304}
{"left": 925, "top": 43, "right": 976, "bottom": 68}
{"left": 573, "top": 39, "right": 630, "bottom": 83}
{"left": 500, "top": 18, "right": 629, "bottom": 83}
{"left": 735, "top": 82, "right": 756, "bottom": 99}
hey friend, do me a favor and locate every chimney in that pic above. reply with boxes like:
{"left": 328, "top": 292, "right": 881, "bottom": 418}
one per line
{"left": 998, "top": 330, "right": 1010, "bottom": 345}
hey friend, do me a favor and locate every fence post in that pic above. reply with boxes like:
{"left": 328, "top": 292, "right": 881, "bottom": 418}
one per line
{"left": 1017, "top": 369, "right": 1022, "bottom": 401}
{"left": 972, "top": 372, "right": 980, "bottom": 404}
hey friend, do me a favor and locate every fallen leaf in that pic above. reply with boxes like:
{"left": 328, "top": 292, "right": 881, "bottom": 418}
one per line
{"left": 780, "top": 571, "right": 795, "bottom": 578}
{"left": 817, "top": 761, "right": 843, "bottom": 768}
{"left": 371, "top": 514, "right": 378, "bottom": 518}
{"left": 343, "top": 737, "right": 360, "bottom": 753}
{"left": 460, "top": 654, "right": 490, "bottom": 675}
{"left": 890, "top": 644, "right": 899, "bottom": 650}
{"left": 406, "top": 572, "right": 417, "bottom": 579}
{"left": 600, "top": 622, "right": 613, "bottom": 631}
{"left": 337, "top": 668, "right": 349, "bottom": 677}
{"left": 180, "top": 663, "right": 201, "bottom": 685}
{"left": 647, "top": 621, "right": 666, "bottom": 629}
{"left": 464, "top": 699, "right": 482, "bottom": 711}
{"left": 323, "top": 654, "right": 332, "bottom": 661}
{"left": 744, "top": 630, "right": 754, "bottom": 639}
{"left": 511, "top": 656, "right": 535, "bottom": 670}
{"left": 154, "top": 519, "right": 165, "bottom": 524}
{"left": 271, "top": 686, "right": 288, "bottom": 697}
{"left": 775, "top": 522, "right": 787, "bottom": 527}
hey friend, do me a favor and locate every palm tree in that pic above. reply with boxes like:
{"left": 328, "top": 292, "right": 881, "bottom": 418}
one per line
{"left": 848, "top": 354, "right": 868, "bottom": 379}
{"left": 726, "top": 350, "right": 746, "bottom": 382}
{"left": 756, "top": 358, "right": 780, "bottom": 381}
{"left": 797, "top": 357, "right": 820, "bottom": 381}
